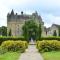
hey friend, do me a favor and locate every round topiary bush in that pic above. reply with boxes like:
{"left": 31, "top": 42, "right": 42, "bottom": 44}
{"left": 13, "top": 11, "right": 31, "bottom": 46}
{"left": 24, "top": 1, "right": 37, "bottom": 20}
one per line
{"left": 1, "top": 40, "right": 28, "bottom": 53}
{"left": 36, "top": 40, "right": 60, "bottom": 52}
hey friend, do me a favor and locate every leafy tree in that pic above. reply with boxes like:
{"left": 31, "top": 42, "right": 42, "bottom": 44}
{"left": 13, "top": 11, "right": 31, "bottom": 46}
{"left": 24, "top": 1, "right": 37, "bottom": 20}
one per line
{"left": 58, "top": 27, "right": 60, "bottom": 36}
{"left": 22, "top": 22, "right": 29, "bottom": 41}
{"left": 0, "top": 27, "right": 2, "bottom": 35}
{"left": 53, "top": 30, "right": 57, "bottom": 36}
{"left": 1, "top": 26, "right": 7, "bottom": 36}
{"left": 8, "top": 29, "right": 11, "bottom": 36}
{"left": 22, "top": 20, "right": 41, "bottom": 41}
{"left": 38, "top": 23, "right": 42, "bottom": 40}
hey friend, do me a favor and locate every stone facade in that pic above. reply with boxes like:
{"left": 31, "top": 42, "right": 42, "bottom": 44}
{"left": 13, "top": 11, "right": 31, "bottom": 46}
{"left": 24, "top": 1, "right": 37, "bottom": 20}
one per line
{"left": 7, "top": 10, "right": 44, "bottom": 36}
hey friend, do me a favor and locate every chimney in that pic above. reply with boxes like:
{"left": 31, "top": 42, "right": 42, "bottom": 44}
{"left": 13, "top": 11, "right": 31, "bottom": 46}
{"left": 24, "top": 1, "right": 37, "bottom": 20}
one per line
{"left": 21, "top": 11, "right": 23, "bottom": 15}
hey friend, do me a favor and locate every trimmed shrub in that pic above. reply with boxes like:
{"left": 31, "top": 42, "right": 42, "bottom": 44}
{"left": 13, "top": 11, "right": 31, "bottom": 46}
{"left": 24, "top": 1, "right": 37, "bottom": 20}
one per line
{"left": 0, "top": 36, "right": 25, "bottom": 45}
{"left": 36, "top": 40, "right": 60, "bottom": 52}
{"left": 1, "top": 40, "right": 28, "bottom": 53}
{"left": 37, "top": 37, "right": 60, "bottom": 41}
{"left": 0, "top": 46, "right": 7, "bottom": 54}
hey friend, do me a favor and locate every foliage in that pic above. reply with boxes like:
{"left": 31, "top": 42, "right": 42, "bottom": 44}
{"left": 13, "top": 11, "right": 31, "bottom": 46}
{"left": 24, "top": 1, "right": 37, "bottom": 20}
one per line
{"left": 0, "top": 27, "right": 1, "bottom": 35}
{"left": 0, "top": 36, "right": 25, "bottom": 45}
{"left": 22, "top": 20, "right": 41, "bottom": 40}
{"left": 1, "top": 40, "right": 28, "bottom": 52}
{"left": 0, "top": 36, "right": 60, "bottom": 45}
{"left": 0, "top": 46, "right": 7, "bottom": 54}
{"left": 38, "top": 24, "right": 42, "bottom": 40}
{"left": 58, "top": 27, "right": 60, "bottom": 36}
{"left": 53, "top": 30, "right": 57, "bottom": 36}
{"left": 37, "top": 37, "right": 60, "bottom": 41}
{"left": 22, "top": 21, "right": 29, "bottom": 41}
{"left": 0, "top": 26, "right": 7, "bottom": 36}
{"left": 8, "top": 29, "right": 11, "bottom": 36}
{"left": 36, "top": 40, "right": 60, "bottom": 52}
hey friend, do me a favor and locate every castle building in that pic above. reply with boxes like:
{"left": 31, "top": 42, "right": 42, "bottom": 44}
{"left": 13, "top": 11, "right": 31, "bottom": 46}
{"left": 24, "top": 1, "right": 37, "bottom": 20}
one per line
{"left": 7, "top": 10, "right": 45, "bottom": 37}
{"left": 7, "top": 10, "right": 60, "bottom": 37}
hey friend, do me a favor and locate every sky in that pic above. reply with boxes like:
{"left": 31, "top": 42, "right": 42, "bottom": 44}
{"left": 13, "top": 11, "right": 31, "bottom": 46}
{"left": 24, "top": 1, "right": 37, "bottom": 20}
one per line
{"left": 0, "top": 0, "right": 60, "bottom": 27}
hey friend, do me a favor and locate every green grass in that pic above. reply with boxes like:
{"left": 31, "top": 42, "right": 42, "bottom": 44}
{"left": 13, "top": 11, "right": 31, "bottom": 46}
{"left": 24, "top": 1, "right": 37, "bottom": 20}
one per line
{"left": 0, "top": 52, "right": 20, "bottom": 60}
{"left": 42, "top": 51, "right": 60, "bottom": 60}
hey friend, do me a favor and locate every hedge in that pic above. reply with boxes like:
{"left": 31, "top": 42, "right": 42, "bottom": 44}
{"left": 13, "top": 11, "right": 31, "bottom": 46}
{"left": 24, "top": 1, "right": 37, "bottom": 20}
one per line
{"left": 36, "top": 40, "right": 60, "bottom": 52}
{"left": 38, "top": 37, "right": 60, "bottom": 41}
{"left": 0, "top": 36, "right": 60, "bottom": 45}
{"left": 0, "top": 36, "right": 25, "bottom": 44}
{"left": 0, "top": 36, "right": 25, "bottom": 40}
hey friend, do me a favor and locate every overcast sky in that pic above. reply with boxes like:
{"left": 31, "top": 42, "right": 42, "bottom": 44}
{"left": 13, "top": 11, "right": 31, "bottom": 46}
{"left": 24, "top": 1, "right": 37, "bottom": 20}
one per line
{"left": 0, "top": 0, "right": 60, "bottom": 27}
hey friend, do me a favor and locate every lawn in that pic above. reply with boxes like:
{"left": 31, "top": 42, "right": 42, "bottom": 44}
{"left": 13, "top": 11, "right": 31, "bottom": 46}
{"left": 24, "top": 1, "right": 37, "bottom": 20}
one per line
{"left": 0, "top": 52, "right": 20, "bottom": 60}
{"left": 42, "top": 51, "right": 60, "bottom": 60}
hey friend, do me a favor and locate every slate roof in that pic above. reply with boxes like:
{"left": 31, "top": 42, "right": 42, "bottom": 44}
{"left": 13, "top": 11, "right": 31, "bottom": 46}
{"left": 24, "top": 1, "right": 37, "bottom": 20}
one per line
{"left": 52, "top": 24, "right": 60, "bottom": 28}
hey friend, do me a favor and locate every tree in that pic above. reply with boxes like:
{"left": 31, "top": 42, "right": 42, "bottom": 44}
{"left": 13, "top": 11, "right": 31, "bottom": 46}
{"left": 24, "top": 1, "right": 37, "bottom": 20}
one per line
{"left": 58, "top": 27, "right": 60, "bottom": 36}
{"left": 8, "top": 29, "right": 11, "bottom": 36}
{"left": 1, "top": 26, "right": 7, "bottom": 36}
{"left": 53, "top": 30, "right": 57, "bottom": 36}
{"left": 0, "top": 27, "right": 2, "bottom": 35}
{"left": 22, "top": 22, "right": 29, "bottom": 41}
{"left": 22, "top": 20, "right": 39, "bottom": 41}
{"left": 38, "top": 23, "right": 42, "bottom": 40}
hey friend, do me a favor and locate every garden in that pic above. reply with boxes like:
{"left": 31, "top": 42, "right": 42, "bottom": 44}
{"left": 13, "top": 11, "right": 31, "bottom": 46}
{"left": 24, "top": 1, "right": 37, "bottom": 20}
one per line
{"left": 36, "top": 40, "right": 60, "bottom": 60}
{"left": 0, "top": 36, "right": 60, "bottom": 60}
{"left": 0, "top": 37, "right": 28, "bottom": 60}
{"left": 0, "top": 20, "right": 60, "bottom": 60}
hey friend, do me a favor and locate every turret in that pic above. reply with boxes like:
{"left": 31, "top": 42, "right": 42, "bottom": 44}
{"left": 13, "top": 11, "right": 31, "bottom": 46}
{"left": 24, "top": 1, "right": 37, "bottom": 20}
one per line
{"left": 32, "top": 11, "right": 38, "bottom": 17}
{"left": 7, "top": 13, "right": 10, "bottom": 17}
{"left": 35, "top": 11, "right": 38, "bottom": 16}
{"left": 11, "top": 9, "right": 14, "bottom": 15}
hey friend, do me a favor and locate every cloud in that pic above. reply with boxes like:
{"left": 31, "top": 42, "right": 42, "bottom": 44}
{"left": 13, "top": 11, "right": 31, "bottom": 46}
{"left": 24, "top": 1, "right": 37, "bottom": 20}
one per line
{"left": 41, "top": 13, "right": 60, "bottom": 27}
{"left": 0, "top": 0, "right": 60, "bottom": 27}
{"left": 0, "top": 2, "right": 9, "bottom": 26}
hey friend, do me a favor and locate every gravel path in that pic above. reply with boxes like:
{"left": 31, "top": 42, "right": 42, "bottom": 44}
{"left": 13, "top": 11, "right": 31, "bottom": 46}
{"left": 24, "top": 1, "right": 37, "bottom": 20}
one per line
{"left": 18, "top": 45, "right": 43, "bottom": 60}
